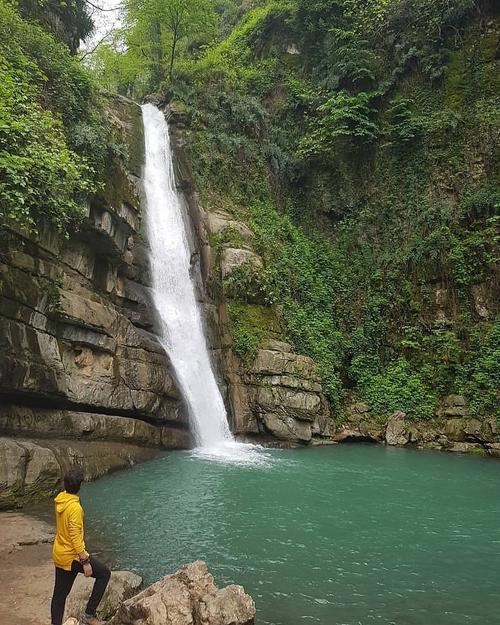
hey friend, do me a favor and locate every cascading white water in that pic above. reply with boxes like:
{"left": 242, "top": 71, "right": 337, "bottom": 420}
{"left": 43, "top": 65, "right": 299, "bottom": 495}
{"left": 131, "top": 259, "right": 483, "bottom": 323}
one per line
{"left": 141, "top": 103, "right": 233, "bottom": 448}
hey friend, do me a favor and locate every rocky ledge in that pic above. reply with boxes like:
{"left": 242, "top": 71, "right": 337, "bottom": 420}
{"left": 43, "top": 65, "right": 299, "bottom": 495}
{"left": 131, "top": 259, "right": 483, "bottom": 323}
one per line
{"left": 335, "top": 396, "right": 500, "bottom": 457}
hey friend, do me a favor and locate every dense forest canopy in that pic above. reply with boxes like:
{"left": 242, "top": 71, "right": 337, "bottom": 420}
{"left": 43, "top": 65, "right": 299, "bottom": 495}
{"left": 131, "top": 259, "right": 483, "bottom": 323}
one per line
{"left": 1, "top": 0, "right": 499, "bottom": 423}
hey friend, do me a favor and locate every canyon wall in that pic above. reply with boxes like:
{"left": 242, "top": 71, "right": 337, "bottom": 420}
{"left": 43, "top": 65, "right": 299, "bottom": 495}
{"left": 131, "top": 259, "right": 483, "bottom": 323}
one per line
{"left": 0, "top": 96, "right": 190, "bottom": 509}
{"left": 168, "top": 108, "right": 335, "bottom": 445}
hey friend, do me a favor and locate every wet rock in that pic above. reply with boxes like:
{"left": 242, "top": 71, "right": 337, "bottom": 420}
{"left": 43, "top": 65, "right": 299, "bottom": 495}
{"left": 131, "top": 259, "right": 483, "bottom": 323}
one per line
{"left": 0, "top": 406, "right": 162, "bottom": 446}
{"left": 312, "top": 413, "right": 335, "bottom": 438}
{"left": 256, "top": 387, "right": 321, "bottom": 420}
{"left": 385, "top": 412, "right": 410, "bottom": 446}
{"left": 448, "top": 442, "right": 485, "bottom": 454}
{"left": 0, "top": 96, "right": 188, "bottom": 494}
{"left": 0, "top": 437, "right": 163, "bottom": 510}
{"left": 263, "top": 413, "right": 312, "bottom": 442}
{"left": 66, "top": 571, "right": 142, "bottom": 621}
{"left": 109, "top": 561, "right": 255, "bottom": 625}
{"left": 440, "top": 395, "right": 468, "bottom": 417}
{"left": 486, "top": 443, "right": 500, "bottom": 458}
{"left": 169, "top": 111, "right": 334, "bottom": 446}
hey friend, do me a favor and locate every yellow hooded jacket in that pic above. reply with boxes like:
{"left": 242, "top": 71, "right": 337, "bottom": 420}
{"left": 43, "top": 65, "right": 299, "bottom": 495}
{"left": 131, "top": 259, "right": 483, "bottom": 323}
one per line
{"left": 52, "top": 491, "right": 89, "bottom": 570}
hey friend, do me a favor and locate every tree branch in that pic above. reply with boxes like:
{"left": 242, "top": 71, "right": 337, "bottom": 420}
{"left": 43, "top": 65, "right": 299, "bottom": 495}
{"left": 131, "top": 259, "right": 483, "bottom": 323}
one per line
{"left": 78, "top": 29, "right": 115, "bottom": 61}
{"left": 85, "top": 0, "right": 123, "bottom": 11}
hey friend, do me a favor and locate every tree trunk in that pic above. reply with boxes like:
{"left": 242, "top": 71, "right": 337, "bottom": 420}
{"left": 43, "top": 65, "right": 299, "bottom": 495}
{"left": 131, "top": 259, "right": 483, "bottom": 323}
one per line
{"left": 168, "top": 27, "right": 178, "bottom": 80}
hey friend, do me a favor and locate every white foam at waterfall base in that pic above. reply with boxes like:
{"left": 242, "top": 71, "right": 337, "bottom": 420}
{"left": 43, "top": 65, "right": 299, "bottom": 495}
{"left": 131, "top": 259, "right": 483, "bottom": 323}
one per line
{"left": 141, "top": 104, "right": 265, "bottom": 466}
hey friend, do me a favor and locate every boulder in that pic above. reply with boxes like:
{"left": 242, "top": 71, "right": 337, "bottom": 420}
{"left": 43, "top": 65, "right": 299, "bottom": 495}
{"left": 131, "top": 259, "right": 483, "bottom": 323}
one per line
{"left": 205, "top": 212, "right": 254, "bottom": 247}
{"left": 385, "top": 412, "right": 410, "bottom": 446}
{"left": 250, "top": 350, "right": 319, "bottom": 381}
{"left": 263, "top": 413, "right": 312, "bottom": 442}
{"left": 0, "top": 438, "right": 61, "bottom": 509}
{"left": 448, "top": 442, "right": 485, "bottom": 454}
{"left": 220, "top": 248, "right": 263, "bottom": 279}
{"left": 440, "top": 395, "right": 468, "bottom": 417}
{"left": 256, "top": 387, "right": 321, "bottom": 420}
{"left": 350, "top": 402, "right": 370, "bottom": 415}
{"left": 486, "top": 443, "right": 500, "bottom": 458}
{"left": 65, "top": 570, "right": 143, "bottom": 621}
{"left": 109, "top": 561, "right": 255, "bottom": 625}
{"left": 260, "top": 338, "right": 293, "bottom": 352}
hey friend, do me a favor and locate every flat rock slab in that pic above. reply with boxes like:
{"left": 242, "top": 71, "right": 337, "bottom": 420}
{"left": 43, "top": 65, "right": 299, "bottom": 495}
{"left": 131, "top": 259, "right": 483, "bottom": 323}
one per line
{"left": 0, "top": 512, "right": 54, "bottom": 555}
{"left": 0, "top": 512, "right": 53, "bottom": 625}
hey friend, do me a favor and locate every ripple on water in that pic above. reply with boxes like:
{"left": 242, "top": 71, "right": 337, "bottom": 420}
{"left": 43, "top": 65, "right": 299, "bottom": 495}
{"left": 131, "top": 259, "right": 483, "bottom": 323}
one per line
{"left": 81, "top": 445, "right": 500, "bottom": 625}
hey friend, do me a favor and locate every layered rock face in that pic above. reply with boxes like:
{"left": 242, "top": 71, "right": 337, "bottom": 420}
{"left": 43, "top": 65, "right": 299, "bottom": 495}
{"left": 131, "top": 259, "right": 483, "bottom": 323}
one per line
{"left": 335, "top": 397, "right": 499, "bottom": 457}
{"left": 0, "top": 96, "right": 190, "bottom": 508}
{"left": 168, "top": 109, "right": 334, "bottom": 444}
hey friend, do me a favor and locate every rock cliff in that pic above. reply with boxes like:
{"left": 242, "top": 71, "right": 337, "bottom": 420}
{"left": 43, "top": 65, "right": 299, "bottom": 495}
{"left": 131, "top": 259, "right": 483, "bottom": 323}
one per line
{"left": 0, "top": 95, "right": 190, "bottom": 509}
{"left": 167, "top": 108, "right": 335, "bottom": 444}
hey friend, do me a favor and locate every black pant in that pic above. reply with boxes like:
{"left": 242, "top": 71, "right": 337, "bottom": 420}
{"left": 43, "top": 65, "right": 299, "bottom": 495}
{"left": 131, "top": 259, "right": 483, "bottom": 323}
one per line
{"left": 50, "top": 556, "right": 110, "bottom": 625}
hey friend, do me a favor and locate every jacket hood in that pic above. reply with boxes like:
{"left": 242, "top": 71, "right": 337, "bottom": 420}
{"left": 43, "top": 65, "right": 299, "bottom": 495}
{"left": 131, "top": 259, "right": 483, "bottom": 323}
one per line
{"left": 54, "top": 491, "right": 80, "bottom": 513}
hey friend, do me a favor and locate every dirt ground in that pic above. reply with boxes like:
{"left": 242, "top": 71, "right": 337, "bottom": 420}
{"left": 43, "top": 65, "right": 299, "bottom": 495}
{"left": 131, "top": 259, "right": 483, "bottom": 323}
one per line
{"left": 0, "top": 512, "right": 54, "bottom": 625}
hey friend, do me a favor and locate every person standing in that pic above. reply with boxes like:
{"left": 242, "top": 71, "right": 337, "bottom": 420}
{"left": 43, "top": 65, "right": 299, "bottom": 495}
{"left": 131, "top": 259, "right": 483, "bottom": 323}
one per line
{"left": 50, "top": 468, "right": 110, "bottom": 625}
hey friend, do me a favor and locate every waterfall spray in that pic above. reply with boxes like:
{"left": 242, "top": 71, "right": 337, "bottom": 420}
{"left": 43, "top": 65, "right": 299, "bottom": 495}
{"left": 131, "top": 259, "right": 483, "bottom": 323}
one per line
{"left": 141, "top": 103, "right": 233, "bottom": 448}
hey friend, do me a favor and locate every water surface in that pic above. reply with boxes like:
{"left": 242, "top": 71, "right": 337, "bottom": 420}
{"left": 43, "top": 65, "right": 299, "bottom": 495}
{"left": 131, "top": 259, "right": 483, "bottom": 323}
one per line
{"left": 81, "top": 445, "right": 500, "bottom": 625}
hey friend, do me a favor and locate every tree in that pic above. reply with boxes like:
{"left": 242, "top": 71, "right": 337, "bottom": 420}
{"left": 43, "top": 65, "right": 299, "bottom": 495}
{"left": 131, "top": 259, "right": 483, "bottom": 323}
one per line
{"left": 124, "top": 0, "right": 217, "bottom": 85}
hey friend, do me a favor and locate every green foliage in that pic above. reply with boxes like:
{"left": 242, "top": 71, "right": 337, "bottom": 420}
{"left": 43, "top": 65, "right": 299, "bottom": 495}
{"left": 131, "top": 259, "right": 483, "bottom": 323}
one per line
{"left": 223, "top": 262, "right": 274, "bottom": 304}
{"left": 96, "top": 0, "right": 499, "bottom": 424}
{"left": 359, "top": 358, "right": 437, "bottom": 420}
{"left": 325, "top": 28, "right": 381, "bottom": 89}
{"left": 298, "top": 90, "right": 379, "bottom": 159}
{"left": 0, "top": 1, "right": 103, "bottom": 232}
{"left": 249, "top": 200, "right": 346, "bottom": 413}
{"left": 228, "top": 302, "right": 276, "bottom": 363}
{"left": 462, "top": 321, "right": 500, "bottom": 420}
{"left": 91, "top": 0, "right": 218, "bottom": 95}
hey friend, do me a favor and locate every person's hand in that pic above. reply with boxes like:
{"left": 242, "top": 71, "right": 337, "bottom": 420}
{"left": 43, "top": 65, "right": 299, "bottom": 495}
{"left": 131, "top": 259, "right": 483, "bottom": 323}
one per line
{"left": 83, "top": 562, "right": 93, "bottom": 577}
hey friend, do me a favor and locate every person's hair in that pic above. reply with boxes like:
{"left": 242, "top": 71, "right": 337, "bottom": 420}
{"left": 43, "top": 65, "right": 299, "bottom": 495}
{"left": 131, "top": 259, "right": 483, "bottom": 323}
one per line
{"left": 64, "top": 468, "right": 84, "bottom": 494}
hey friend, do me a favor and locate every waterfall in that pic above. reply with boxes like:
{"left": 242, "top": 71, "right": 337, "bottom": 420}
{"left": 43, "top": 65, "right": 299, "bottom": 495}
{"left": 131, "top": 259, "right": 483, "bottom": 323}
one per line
{"left": 141, "top": 103, "right": 233, "bottom": 448}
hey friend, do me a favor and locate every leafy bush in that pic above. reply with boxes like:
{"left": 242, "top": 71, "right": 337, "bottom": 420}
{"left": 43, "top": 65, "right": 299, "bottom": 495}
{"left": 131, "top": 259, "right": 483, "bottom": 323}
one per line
{"left": 298, "top": 90, "right": 379, "bottom": 159}
{"left": 0, "top": 1, "right": 102, "bottom": 232}
{"left": 360, "top": 358, "right": 438, "bottom": 420}
{"left": 249, "top": 200, "right": 347, "bottom": 413}
{"left": 462, "top": 321, "right": 500, "bottom": 420}
{"left": 227, "top": 302, "right": 272, "bottom": 363}
{"left": 0, "top": 52, "right": 93, "bottom": 230}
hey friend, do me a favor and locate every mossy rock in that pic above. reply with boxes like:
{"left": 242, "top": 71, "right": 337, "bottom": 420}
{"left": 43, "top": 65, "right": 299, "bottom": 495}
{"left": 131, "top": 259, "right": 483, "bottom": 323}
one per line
{"left": 228, "top": 301, "right": 282, "bottom": 363}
